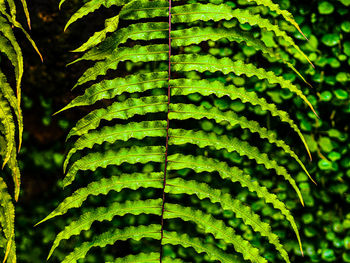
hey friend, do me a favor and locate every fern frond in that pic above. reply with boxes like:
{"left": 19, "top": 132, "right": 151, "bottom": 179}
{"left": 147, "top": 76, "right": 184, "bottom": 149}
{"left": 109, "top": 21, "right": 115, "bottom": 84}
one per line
{"left": 71, "top": 1, "right": 310, "bottom": 65}
{"left": 0, "top": 1, "right": 38, "bottom": 262}
{"left": 47, "top": 0, "right": 313, "bottom": 261}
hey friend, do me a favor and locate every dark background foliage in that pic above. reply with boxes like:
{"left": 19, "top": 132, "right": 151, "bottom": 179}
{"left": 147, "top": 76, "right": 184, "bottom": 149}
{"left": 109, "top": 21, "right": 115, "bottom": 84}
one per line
{"left": 5, "top": 0, "right": 349, "bottom": 262}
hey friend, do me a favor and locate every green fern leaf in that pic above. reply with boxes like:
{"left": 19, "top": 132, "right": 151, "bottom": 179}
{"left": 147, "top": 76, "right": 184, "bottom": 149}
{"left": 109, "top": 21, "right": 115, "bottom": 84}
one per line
{"left": 0, "top": 15, "right": 23, "bottom": 106}
{"left": 164, "top": 203, "right": 267, "bottom": 263}
{"left": 169, "top": 128, "right": 303, "bottom": 204}
{"left": 19, "top": 0, "right": 31, "bottom": 28}
{"left": 0, "top": 94, "right": 15, "bottom": 168}
{"left": 64, "top": 0, "right": 128, "bottom": 30}
{"left": 65, "top": 96, "right": 168, "bottom": 140}
{"left": 62, "top": 224, "right": 161, "bottom": 263}
{"left": 246, "top": 0, "right": 308, "bottom": 39}
{"left": 171, "top": 3, "right": 312, "bottom": 65}
{"left": 74, "top": 22, "right": 169, "bottom": 60}
{"left": 170, "top": 78, "right": 311, "bottom": 159}
{"left": 71, "top": 14, "right": 119, "bottom": 52}
{"left": 0, "top": 70, "right": 23, "bottom": 157}
{"left": 56, "top": 72, "right": 168, "bottom": 113}
{"left": 171, "top": 54, "right": 316, "bottom": 115}
{"left": 0, "top": 135, "right": 20, "bottom": 201}
{"left": 37, "top": 172, "right": 163, "bottom": 225}
{"left": 0, "top": 36, "right": 20, "bottom": 92}
{"left": 162, "top": 231, "right": 237, "bottom": 263}
{"left": 73, "top": 44, "right": 168, "bottom": 89}
{"left": 64, "top": 121, "right": 167, "bottom": 171}
{"left": 64, "top": 146, "right": 165, "bottom": 186}
{"left": 0, "top": 2, "right": 38, "bottom": 262}
{"left": 0, "top": 177, "right": 16, "bottom": 263}
{"left": 120, "top": 0, "right": 168, "bottom": 21}
{"left": 48, "top": 199, "right": 163, "bottom": 259}
{"left": 169, "top": 103, "right": 313, "bottom": 182}
{"left": 167, "top": 154, "right": 303, "bottom": 251}
{"left": 165, "top": 178, "right": 290, "bottom": 262}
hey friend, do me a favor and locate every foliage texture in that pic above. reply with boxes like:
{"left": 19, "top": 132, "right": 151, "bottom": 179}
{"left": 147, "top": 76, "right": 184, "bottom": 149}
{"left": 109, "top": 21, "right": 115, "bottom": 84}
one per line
{"left": 40, "top": 0, "right": 317, "bottom": 262}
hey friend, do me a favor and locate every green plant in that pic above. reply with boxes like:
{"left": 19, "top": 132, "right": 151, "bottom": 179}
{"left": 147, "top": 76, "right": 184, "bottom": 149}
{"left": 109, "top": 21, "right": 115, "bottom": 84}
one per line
{"left": 0, "top": 0, "right": 41, "bottom": 262}
{"left": 36, "top": 0, "right": 319, "bottom": 262}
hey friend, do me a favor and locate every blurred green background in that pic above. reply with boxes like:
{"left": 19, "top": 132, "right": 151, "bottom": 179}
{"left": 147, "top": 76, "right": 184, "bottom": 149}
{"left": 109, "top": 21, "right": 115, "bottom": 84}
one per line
{"left": 6, "top": 0, "right": 350, "bottom": 262}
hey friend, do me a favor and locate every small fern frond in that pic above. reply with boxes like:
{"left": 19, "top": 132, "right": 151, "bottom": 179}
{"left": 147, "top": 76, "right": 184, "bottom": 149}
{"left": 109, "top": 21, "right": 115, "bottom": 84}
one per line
{"left": 45, "top": 0, "right": 314, "bottom": 261}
